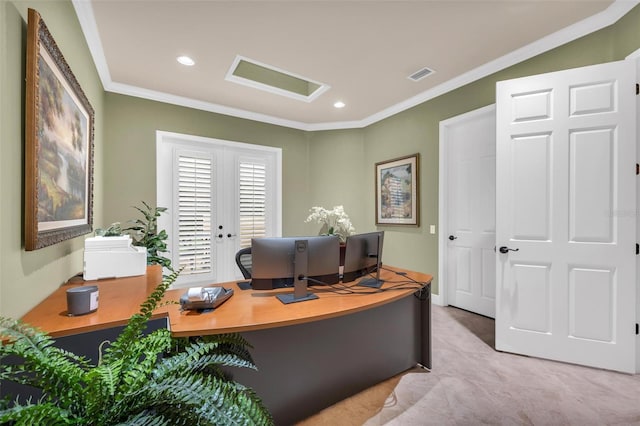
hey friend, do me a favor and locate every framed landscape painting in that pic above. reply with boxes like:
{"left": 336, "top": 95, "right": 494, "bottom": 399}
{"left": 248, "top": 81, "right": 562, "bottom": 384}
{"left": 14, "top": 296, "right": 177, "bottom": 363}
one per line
{"left": 375, "top": 154, "right": 419, "bottom": 226}
{"left": 25, "top": 8, "right": 94, "bottom": 250}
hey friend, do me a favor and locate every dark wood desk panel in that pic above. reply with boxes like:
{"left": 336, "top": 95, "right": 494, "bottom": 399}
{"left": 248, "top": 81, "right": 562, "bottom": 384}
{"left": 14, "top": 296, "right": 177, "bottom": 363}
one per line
{"left": 234, "top": 294, "right": 423, "bottom": 425}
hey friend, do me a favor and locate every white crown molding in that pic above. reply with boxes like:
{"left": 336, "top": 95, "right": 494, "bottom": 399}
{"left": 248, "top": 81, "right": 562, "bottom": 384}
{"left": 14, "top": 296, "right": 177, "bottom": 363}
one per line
{"left": 72, "top": 0, "right": 110, "bottom": 89}
{"left": 108, "top": 82, "right": 310, "bottom": 131}
{"left": 626, "top": 47, "right": 640, "bottom": 59}
{"left": 73, "top": 0, "right": 639, "bottom": 132}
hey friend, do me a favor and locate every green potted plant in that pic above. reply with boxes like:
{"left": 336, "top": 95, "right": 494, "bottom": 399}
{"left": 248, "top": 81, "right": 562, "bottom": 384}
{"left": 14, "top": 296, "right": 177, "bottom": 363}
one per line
{"left": 123, "top": 201, "right": 173, "bottom": 271}
{"left": 0, "top": 269, "right": 274, "bottom": 425}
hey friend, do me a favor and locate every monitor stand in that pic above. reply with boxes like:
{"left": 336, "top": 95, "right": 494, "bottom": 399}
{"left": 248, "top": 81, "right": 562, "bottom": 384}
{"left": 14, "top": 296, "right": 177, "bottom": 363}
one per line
{"left": 277, "top": 240, "right": 318, "bottom": 304}
{"left": 358, "top": 274, "right": 383, "bottom": 289}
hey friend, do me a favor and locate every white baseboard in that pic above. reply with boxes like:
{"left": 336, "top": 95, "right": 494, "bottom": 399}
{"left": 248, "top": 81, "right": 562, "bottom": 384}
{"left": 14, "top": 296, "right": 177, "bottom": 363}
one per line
{"left": 431, "top": 292, "right": 445, "bottom": 306}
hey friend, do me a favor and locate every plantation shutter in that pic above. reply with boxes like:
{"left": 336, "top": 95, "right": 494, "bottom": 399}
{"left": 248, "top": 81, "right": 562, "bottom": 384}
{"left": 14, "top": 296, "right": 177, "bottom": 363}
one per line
{"left": 238, "top": 160, "right": 267, "bottom": 248}
{"left": 157, "top": 131, "right": 281, "bottom": 286}
{"left": 177, "top": 153, "right": 213, "bottom": 276}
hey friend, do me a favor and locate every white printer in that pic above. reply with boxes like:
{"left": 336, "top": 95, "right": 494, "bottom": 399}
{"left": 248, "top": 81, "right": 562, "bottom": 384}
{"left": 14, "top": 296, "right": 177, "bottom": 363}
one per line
{"left": 83, "top": 235, "right": 147, "bottom": 280}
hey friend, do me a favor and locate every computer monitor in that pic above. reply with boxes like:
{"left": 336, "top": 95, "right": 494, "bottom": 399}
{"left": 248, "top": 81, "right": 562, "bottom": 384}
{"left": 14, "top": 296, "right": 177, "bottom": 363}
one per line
{"left": 342, "top": 231, "right": 385, "bottom": 288}
{"left": 251, "top": 235, "right": 340, "bottom": 291}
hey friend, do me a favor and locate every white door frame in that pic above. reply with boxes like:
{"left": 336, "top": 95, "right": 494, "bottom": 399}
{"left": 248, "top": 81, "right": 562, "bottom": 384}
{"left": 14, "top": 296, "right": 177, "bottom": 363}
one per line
{"left": 628, "top": 48, "right": 640, "bottom": 373}
{"left": 436, "top": 104, "right": 495, "bottom": 307}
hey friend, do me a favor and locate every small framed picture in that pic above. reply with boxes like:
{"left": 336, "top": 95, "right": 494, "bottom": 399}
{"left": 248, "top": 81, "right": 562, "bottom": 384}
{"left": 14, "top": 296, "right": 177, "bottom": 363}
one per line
{"left": 24, "top": 9, "right": 95, "bottom": 250}
{"left": 375, "top": 154, "right": 419, "bottom": 226}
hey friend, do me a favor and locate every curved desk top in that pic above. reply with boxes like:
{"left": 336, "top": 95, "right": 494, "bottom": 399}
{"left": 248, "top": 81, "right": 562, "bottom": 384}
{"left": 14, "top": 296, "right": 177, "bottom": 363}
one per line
{"left": 167, "top": 265, "right": 431, "bottom": 337}
{"left": 20, "top": 265, "right": 432, "bottom": 338}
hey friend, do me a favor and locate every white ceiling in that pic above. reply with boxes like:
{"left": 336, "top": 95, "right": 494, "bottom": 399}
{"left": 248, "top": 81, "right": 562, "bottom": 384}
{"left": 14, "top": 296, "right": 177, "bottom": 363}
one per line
{"left": 72, "top": 0, "right": 636, "bottom": 131}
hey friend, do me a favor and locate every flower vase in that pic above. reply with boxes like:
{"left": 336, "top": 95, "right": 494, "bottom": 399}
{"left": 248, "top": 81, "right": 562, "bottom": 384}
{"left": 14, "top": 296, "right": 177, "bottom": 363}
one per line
{"left": 339, "top": 242, "right": 346, "bottom": 266}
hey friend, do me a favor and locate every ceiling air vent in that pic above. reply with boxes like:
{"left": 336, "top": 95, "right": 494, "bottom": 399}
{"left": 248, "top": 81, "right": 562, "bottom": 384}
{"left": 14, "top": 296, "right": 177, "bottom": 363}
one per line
{"left": 408, "top": 67, "right": 435, "bottom": 82}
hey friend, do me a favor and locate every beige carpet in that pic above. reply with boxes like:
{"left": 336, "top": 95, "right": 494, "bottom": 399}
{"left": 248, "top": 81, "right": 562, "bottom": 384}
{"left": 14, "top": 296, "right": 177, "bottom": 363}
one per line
{"left": 299, "top": 305, "right": 640, "bottom": 426}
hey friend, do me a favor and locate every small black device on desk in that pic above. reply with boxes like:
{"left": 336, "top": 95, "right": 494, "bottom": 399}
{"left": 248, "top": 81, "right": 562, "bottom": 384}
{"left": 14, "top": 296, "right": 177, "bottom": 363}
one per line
{"left": 180, "top": 286, "right": 233, "bottom": 311}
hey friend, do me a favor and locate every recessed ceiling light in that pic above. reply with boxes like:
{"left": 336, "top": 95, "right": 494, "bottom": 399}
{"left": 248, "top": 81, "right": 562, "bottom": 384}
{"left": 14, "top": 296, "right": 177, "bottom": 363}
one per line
{"left": 334, "top": 101, "right": 346, "bottom": 109}
{"left": 177, "top": 56, "right": 195, "bottom": 66}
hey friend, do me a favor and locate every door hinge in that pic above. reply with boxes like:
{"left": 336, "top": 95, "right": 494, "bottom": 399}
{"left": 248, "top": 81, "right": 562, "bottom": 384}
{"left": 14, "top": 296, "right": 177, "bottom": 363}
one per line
{"left": 636, "top": 83, "right": 639, "bottom": 95}
{"left": 636, "top": 243, "right": 639, "bottom": 255}
{"left": 637, "top": 163, "right": 639, "bottom": 175}
{"left": 636, "top": 323, "right": 639, "bottom": 335}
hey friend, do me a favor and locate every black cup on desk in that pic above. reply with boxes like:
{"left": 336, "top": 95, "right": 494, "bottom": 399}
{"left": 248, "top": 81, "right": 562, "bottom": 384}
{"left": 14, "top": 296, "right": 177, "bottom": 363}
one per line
{"left": 66, "top": 285, "right": 99, "bottom": 316}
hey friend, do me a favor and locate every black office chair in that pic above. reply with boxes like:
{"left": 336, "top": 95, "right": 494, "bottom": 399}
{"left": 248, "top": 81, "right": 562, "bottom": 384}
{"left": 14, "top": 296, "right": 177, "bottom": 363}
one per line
{"left": 235, "top": 247, "right": 252, "bottom": 279}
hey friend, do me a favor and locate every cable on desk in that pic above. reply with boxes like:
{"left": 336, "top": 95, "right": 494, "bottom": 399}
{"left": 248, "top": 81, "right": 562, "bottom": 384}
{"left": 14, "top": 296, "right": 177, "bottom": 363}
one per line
{"left": 380, "top": 266, "right": 431, "bottom": 301}
{"left": 307, "top": 272, "right": 427, "bottom": 296}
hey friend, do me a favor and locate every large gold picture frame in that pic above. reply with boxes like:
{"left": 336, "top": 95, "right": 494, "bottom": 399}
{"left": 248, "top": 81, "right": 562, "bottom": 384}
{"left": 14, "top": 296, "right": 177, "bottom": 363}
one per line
{"left": 375, "top": 153, "right": 420, "bottom": 226}
{"left": 25, "top": 8, "right": 94, "bottom": 250}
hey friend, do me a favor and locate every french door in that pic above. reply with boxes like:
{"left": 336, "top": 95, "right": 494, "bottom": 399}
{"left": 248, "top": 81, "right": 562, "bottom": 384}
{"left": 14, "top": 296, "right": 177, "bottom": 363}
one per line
{"left": 157, "top": 131, "right": 281, "bottom": 287}
{"left": 495, "top": 60, "right": 636, "bottom": 373}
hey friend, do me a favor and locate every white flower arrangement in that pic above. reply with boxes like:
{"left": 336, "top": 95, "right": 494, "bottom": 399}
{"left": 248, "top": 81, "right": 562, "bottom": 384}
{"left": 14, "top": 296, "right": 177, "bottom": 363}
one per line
{"left": 305, "top": 205, "right": 356, "bottom": 243}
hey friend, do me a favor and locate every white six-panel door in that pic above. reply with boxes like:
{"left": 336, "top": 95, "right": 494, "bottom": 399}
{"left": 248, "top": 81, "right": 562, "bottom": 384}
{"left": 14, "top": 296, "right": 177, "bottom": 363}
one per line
{"left": 442, "top": 105, "right": 497, "bottom": 318}
{"left": 496, "top": 60, "right": 636, "bottom": 373}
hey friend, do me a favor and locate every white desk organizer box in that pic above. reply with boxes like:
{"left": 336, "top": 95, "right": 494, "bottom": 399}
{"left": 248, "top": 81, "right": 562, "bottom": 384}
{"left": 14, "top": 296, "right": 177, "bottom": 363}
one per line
{"left": 83, "top": 235, "right": 147, "bottom": 280}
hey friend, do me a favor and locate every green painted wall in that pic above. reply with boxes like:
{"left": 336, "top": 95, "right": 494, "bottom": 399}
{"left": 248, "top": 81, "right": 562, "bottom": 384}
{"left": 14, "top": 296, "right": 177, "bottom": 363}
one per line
{"left": 103, "top": 93, "right": 313, "bottom": 237}
{"left": 304, "top": 129, "right": 367, "bottom": 235}
{"left": 0, "top": 0, "right": 104, "bottom": 318}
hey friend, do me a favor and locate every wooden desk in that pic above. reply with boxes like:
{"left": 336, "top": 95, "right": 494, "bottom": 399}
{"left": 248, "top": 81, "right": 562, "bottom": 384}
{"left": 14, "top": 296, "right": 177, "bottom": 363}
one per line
{"left": 166, "top": 265, "right": 431, "bottom": 336}
{"left": 20, "top": 265, "right": 432, "bottom": 425}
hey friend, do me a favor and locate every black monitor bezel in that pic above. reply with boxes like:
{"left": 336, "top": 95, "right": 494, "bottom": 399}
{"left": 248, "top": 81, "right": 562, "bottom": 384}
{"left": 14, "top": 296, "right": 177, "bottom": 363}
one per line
{"left": 250, "top": 235, "right": 340, "bottom": 290}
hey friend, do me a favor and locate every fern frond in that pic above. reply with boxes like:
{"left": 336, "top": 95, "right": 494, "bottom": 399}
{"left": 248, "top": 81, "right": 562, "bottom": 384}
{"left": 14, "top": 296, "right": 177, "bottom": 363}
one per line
{"left": 153, "top": 336, "right": 257, "bottom": 385}
{"left": 0, "top": 318, "right": 89, "bottom": 366}
{"left": 0, "top": 401, "right": 75, "bottom": 425}
{"left": 0, "top": 318, "right": 88, "bottom": 411}
{"left": 110, "top": 330, "right": 172, "bottom": 401}
{"left": 199, "top": 332, "right": 254, "bottom": 349}
{"left": 167, "top": 374, "right": 273, "bottom": 426}
{"left": 101, "top": 270, "right": 179, "bottom": 365}
{"left": 158, "top": 348, "right": 257, "bottom": 381}
{"left": 199, "top": 333, "right": 256, "bottom": 365}
{"left": 119, "top": 373, "right": 273, "bottom": 426}
{"left": 83, "top": 358, "right": 123, "bottom": 403}
{"left": 115, "top": 410, "right": 172, "bottom": 426}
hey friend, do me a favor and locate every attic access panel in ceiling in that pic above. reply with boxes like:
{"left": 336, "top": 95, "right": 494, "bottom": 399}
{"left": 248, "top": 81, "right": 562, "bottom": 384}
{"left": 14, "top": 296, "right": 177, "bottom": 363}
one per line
{"left": 226, "top": 55, "right": 329, "bottom": 102}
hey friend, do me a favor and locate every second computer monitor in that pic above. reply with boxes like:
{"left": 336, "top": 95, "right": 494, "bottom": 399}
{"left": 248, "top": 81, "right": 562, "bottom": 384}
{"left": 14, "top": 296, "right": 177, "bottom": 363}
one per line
{"left": 342, "top": 231, "right": 384, "bottom": 285}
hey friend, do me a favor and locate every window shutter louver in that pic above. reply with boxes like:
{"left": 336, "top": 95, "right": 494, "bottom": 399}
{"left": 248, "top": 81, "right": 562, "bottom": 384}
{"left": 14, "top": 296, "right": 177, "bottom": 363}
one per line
{"left": 239, "top": 161, "right": 267, "bottom": 248}
{"left": 158, "top": 133, "right": 280, "bottom": 286}
{"left": 177, "top": 155, "right": 213, "bottom": 276}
